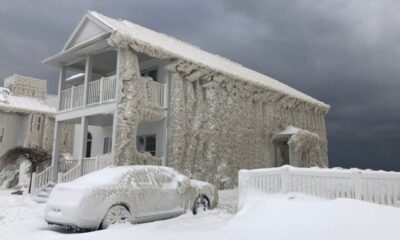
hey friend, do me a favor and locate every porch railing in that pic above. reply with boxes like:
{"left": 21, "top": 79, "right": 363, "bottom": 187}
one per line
{"left": 31, "top": 165, "right": 53, "bottom": 194}
{"left": 60, "top": 75, "right": 117, "bottom": 111}
{"left": 59, "top": 159, "right": 78, "bottom": 173}
{"left": 60, "top": 155, "right": 114, "bottom": 183}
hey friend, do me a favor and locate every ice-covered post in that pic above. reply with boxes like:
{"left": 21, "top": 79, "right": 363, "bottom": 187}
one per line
{"left": 31, "top": 172, "right": 37, "bottom": 194}
{"left": 238, "top": 169, "right": 250, "bottom": 209}
{"left": 78, "top": 116, "right": 88, "bottom": 176}
{"left": 353, "top": 170, "right": 362, "bottom": 200}
{"left": 281, "top": 165, "right": 289, "bottom": 194}
{"left": 94, "top": 156, "right": 99, "bottom": 170}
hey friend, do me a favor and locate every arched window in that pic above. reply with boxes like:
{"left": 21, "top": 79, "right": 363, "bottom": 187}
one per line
{"left": 86, "top": 132, "right": 92, "bottom": 158}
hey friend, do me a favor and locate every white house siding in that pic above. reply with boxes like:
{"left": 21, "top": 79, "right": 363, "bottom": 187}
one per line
{"left": 72, "top": 125, "right": 113, "bottom": 159}
{"left": 0, "top": 112, "right": 25, "bottom": 157}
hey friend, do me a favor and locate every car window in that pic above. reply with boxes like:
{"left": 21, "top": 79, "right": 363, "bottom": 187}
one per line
{"left": 154, "top": 169, "right": 174, "bottom": 185}
{"left": 120, "top": 167, "right": 176, "bottom": 187}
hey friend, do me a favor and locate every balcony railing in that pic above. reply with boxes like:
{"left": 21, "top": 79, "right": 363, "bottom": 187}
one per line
{"left": 59, "top": 75, "right": 166, "bottom": 111}
{"left": 147, "top": 80, "right": 165, "bottom": 107}
{"left": 60, "top": 75, "right": 117, "bottom": 111}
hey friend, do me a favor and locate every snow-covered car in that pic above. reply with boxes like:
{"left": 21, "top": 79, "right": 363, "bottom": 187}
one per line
{"left": 44, "top": 166, "right": 218, "bottom": 230}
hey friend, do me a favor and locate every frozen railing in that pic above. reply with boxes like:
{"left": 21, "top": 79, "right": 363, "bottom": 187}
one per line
{"left": 30, "top": 155, "right": 113, "bottom": 194}
{"left": 60, "top": 164, "right": 81, "bottom": 183}
{"left": 31, "top": 165, "right": 53, "bottom": 194}
{"left": 59, "top": 159, "right": 78, "bottom": 173}
{"left": 59, "top": 155, "right": 113, "bottom": 183}
{"left": 238, "top": 165, "right": 400, "bottom": 208}
{"left": 87, "top": 76, "right": 117, "bottom": 105}
{"left": 60, "top": 75, "right": 117, "bottom": 111}
{"left": 147, "top": 80, "right": 165, "bottom": 107}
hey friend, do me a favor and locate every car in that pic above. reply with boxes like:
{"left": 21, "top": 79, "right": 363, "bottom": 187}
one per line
{"left": 44, "top": 165, "right": 218, "bottom": 230}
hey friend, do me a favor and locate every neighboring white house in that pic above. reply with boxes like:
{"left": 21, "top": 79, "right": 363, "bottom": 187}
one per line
{"left": 41, "top": 11, "right": 330, "bottom": 190}
{"left": 0, "top": 74, "right": 75, "bottom": 157}
{"left": 0, "top": 74, "right": 75, "bottom": 187}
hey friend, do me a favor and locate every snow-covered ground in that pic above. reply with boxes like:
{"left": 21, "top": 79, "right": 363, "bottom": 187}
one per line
{"left": 1, "top": 189, "right": 400, "bottom": 240}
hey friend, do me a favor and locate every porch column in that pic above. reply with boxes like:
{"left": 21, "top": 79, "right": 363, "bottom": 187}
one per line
{"left": 78, "top": 116, "right": 88, "bottom": 175}
{"left": 51, "top": 66, "right": 66, "bottom": 182}
{"left": 111, "top": 112, "right": 118, "bottom": 161}
{"left": 51, "top": 120, "right": 62, "bottom": 182}
{"left": 57, "top": 66, "right": 66, "bottom": 110}
{"left": 83, "top": 55, "right": 93, "bottom": 106}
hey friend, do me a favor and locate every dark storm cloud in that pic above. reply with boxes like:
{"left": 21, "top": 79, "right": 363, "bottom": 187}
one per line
{"left": 0, "top": 0, "right": 399, "bottom": 170}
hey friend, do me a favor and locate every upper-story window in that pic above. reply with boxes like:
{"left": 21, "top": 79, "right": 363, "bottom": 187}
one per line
{"left": 141, "top": 68, "right": 158, "bottom": 82}
{"left": 0, "top": 127, "right": 5, "bottom": 143}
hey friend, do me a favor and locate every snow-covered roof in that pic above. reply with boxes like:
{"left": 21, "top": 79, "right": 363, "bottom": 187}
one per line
{"left": 89, "top": 11, "right": 329, "bottom": 108}
{"left": 0, "top": 91, "right": 56, "bottom": 115}
{"left": 44, "top": 11, "right": 329, "bottom": 109}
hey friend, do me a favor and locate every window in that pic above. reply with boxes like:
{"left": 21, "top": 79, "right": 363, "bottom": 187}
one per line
{"left": 136, "top": 135, "right": 156, "bottom": 156}
{"left": 103, "top": 137, "right": 112, "bottom": 154}
{"left": 141, "top": 68, "right": 158, "bottom": 82}
{"left": 36, "top": 116, "right": 42, "bottom": 131}
{"left": 86, "top": 132, "right": 92, "bottom": 158}
{"left": 0, "top": 127, "right": 4, "bottom": 143}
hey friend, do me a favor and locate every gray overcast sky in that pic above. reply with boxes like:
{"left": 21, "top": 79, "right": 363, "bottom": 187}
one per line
{"left": 0, "top": 0, "right": 399, "bottom": 171}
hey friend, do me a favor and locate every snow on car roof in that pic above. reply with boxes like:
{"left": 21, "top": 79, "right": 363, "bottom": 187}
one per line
{"left": 70, "top": 165, "right": 178, "bottom": 187}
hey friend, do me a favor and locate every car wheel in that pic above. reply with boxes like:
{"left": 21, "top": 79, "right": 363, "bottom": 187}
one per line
{"left": 192, "top": 194, "right": 209, "bottom": 215}
{"left": 101, "top": 205, "right": 132, "bottom": 229}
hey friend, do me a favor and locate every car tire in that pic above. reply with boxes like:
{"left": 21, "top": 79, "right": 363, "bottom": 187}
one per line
{"left": 192, "top": 194, "right": 209, "bottom": 215}
{"left": 101, "top": 205, "right": 132, "bottom": 229}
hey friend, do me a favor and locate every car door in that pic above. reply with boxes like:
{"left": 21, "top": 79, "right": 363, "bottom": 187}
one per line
{"left": 156, "top": 169, "right": 185, "bottom": 218}
{"left": 127, "top": 168, "right": 162, "bottom": 222}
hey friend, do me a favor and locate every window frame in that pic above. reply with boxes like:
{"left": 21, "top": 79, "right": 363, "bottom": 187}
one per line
{"left": 136, "top": 134, "right": 157, "bottom": 156}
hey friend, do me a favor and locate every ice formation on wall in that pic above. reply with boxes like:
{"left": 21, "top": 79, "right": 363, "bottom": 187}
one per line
{"left": 107, "top": 31, "right": 329, "bottom": 189}
{"left": 166, "top": 60, "right": 329, "bottom": 189}
{"left": 112, "top": 45, "right": 164, "bottom": 166}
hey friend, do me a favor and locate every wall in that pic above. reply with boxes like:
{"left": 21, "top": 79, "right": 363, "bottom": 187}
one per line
{"left": 72, "top": 125, "right": 113, "bottom": 159}
{"left": 0, "top": 112, "right": 25, "bottom": 157}
{"left": 167, "top": 64, "right": 329, "bottom": 189}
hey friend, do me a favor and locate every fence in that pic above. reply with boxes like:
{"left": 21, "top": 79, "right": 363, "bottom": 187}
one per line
{"left": 238, "top": 165, "right": 400, "bottom": 208}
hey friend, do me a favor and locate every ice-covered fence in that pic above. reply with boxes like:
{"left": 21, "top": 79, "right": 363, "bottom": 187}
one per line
{"left": 238, "top": 166, "right": 400, "bottom": 208}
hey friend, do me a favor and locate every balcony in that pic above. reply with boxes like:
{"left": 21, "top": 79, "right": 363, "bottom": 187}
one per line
{"left": 59, "top": 75, "right": 166, "bottom": 112}
{"left": 60, "top": 75, "right": 117, "bottom": 111}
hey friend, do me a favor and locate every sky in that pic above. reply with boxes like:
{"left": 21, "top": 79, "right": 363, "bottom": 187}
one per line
{"left": 0, "top": 0, "right": 399, "bottom": 171}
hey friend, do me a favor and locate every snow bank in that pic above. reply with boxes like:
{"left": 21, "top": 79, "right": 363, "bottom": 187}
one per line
{"left": 2, "top": 189, "right": 400, "bottom": 240}
{"left": 226, "top": 191, "right": 400, "bottom": 240}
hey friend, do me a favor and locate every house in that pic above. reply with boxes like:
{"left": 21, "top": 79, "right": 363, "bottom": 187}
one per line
{"left": 0, "top": 74, "right": 74, "bottom": 187}
{"left": 42, "top": 11, "right": 330, "bottom": 189}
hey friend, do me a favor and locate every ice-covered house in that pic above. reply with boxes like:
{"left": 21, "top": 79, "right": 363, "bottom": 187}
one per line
{"left": 0, "top": 74, "right": 74, "bottom": 158}
{"left": 0, "top": 74, "right": 75, "bottom": 187}
{"left": 42, "top": 11, "right": 330, "bottom": 189}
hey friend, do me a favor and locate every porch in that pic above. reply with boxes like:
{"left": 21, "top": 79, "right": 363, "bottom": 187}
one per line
{"left": 31, "top": 115, "right": 167, "bottom": 194}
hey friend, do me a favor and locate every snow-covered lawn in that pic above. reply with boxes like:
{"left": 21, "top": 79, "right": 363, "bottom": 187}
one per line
{"left": 1, "top": 189, "right": 400, "bottom": 240}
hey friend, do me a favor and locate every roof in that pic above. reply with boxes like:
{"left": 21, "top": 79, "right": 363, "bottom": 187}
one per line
{"left": 0, "top": 89, "right": 56, "bottom": 115}
{"left": 45, "top": 11, "right": 329, "bottom": 109}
